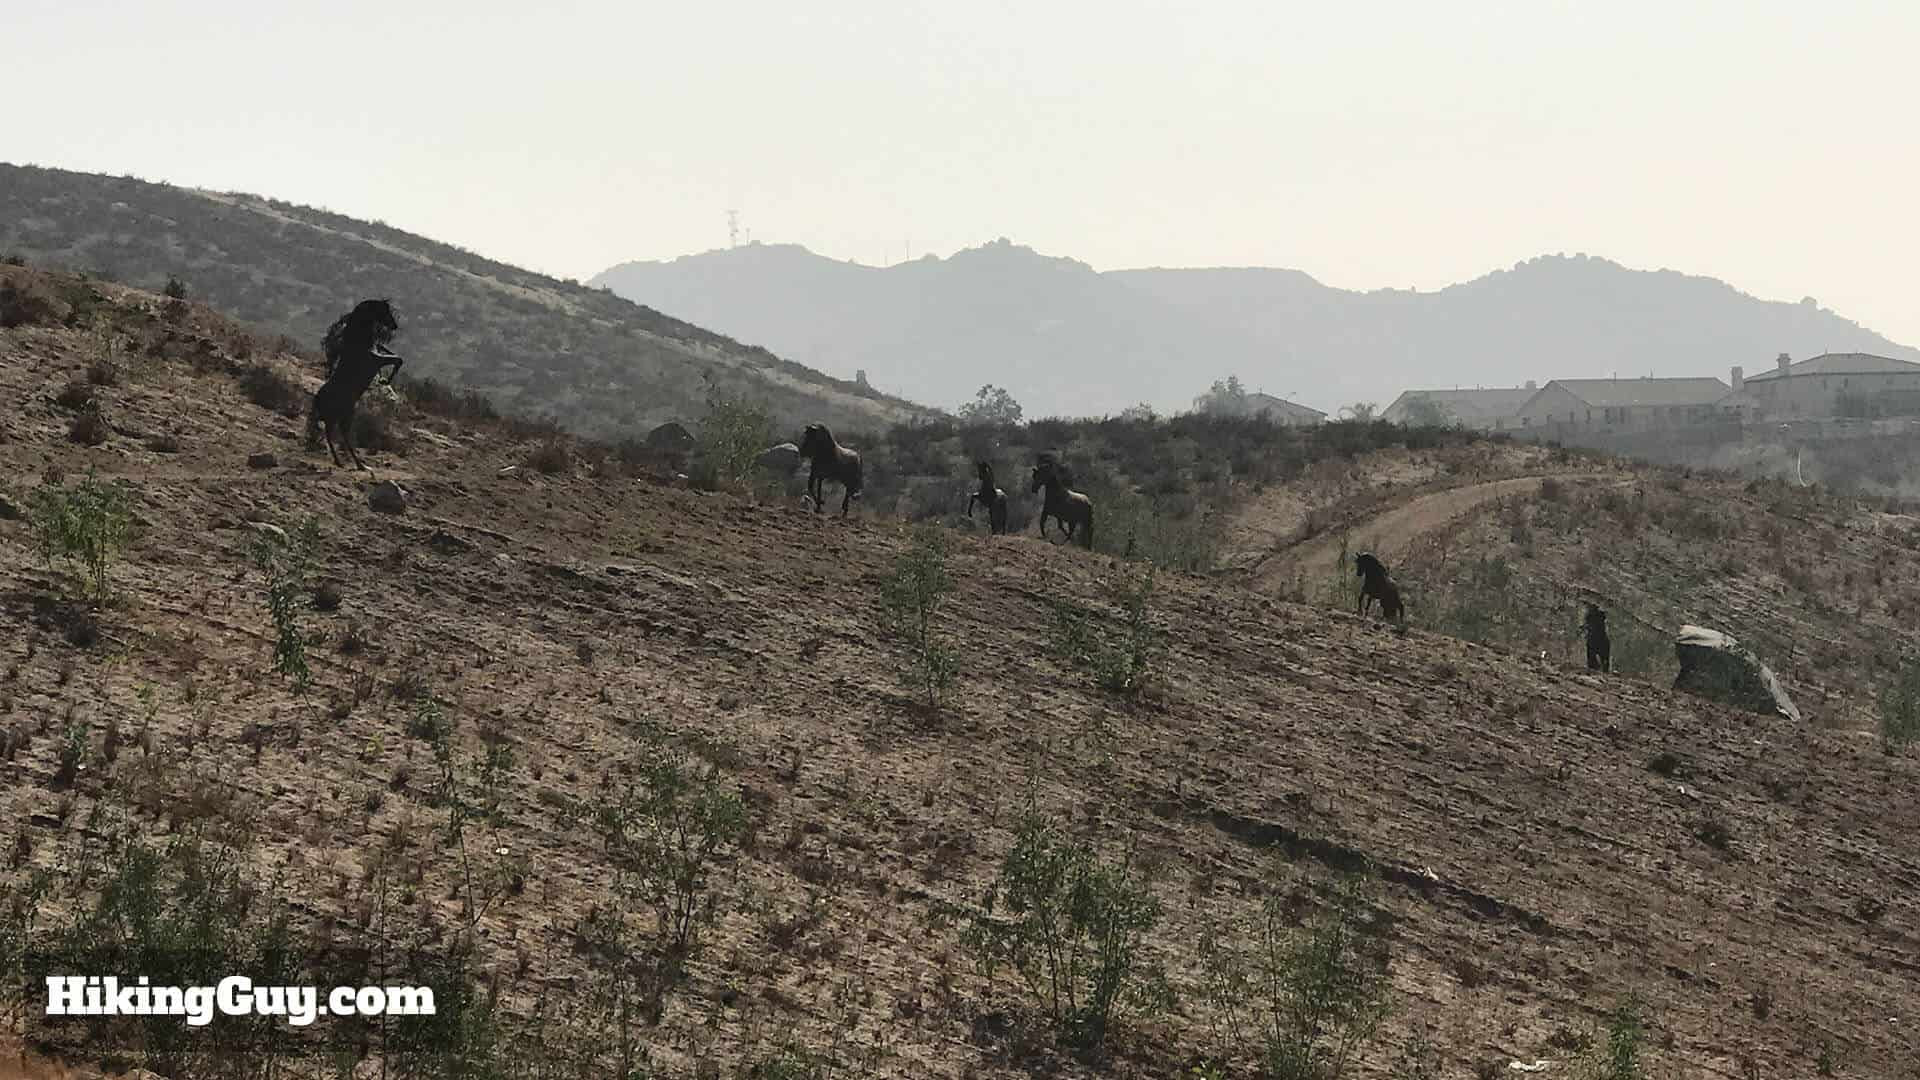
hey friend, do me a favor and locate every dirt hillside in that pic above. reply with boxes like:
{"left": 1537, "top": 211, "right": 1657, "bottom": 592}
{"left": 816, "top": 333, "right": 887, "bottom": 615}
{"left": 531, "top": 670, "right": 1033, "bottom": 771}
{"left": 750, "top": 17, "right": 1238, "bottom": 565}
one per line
{"left": 1, "top": 268, "right": 1916, "bottom": 1079}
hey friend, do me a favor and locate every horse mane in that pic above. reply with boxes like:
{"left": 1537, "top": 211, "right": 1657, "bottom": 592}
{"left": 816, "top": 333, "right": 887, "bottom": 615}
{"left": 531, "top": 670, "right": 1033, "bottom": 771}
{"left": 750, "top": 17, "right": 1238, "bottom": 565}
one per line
{"left": 322, "top": 299, "right": 398, "bottom": 374}
{"left": 1034, "top": 452, "right": 1075, "bottom": 488}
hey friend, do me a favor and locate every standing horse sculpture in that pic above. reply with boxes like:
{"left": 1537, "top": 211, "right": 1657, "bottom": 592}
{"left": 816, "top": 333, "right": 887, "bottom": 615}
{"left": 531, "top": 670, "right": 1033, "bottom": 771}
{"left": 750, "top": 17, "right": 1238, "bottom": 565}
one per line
{"left": 1030, "top": 454, "right": 1094, "bottom": 549}
{"left": 967, "top": 461, "right": 1010, "bottom": 535}
{"left": 798, "top": 423, "right": 863, "bottom": 516}
{"left": 1354, "top": 552, "right": 1404, "bottom": 622}
{"left": 309, "top": 299, "right": 402, "bottom": 471}
{"left": 1584, "top": 603, "right": 1612, "bottom": 672}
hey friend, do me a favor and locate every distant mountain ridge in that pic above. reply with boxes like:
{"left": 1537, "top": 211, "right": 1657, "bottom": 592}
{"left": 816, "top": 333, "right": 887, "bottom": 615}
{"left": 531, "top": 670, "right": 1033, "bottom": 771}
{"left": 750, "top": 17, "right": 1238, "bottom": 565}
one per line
{"left": 0, "top": 164, "right": 932, "bottom": 437}
{"left": 592, "top": 241, "right": 1919, "bottom": 419}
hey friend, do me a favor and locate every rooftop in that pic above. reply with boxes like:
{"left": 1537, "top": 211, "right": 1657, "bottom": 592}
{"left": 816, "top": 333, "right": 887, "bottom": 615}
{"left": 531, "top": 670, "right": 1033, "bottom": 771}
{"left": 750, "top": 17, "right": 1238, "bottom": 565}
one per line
{"left": 1542, "top": 377, "right": 1730, "bottom": 409}
{"left": 1384, "top": 386, "right": 1536, "bottom": 422}
{"left": 1746, "top": 352, "right": 1920, "bottom": 382}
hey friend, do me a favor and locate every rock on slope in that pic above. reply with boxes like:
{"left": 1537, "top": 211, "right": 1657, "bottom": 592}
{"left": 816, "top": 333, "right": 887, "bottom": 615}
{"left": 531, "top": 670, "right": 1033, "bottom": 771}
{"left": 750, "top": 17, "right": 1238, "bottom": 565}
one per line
{"left": 1, "top": 268, "right": 1915, "bottom": 1078}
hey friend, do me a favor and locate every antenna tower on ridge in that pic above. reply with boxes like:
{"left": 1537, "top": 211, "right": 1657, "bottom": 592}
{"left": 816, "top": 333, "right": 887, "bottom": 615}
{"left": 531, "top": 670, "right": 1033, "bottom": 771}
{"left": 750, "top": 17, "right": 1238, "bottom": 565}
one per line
{"left": 727, "top": 209, "right": 740, "bottom": 249}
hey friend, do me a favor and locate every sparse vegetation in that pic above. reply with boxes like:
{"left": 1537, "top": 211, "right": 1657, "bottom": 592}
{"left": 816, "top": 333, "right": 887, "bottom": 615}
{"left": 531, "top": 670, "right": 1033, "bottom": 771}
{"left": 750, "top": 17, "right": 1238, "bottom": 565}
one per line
{"left": 879, "top": 524, "right": 958, "bottom": 709}
{"left": 696, "top": 376, "right": 774, "bottom": 492}
{"left": 1197, "top": 870, "right": 1392, "bottom": 1079}
{"left": 1050, "top": 561, "right": 1162, "bottom": 694}
{"left": 964, "top": 797, "right": 1167, "bottom": 1048}
{"left": 249, "top": 517, "right": 322, "bottom": 689}
{"left": 26, "top": 469, "right": 133, "bottom": 602}
{"left": 1877, "top": 661, "right": 1920, "bottom": 753}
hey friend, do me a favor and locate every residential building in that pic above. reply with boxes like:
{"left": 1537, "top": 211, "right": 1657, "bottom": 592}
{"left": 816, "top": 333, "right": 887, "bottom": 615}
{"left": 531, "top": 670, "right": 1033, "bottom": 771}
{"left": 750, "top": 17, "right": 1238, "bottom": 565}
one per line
{"left": 1513, "top": 377, "right": 1731, "bottom": 431}
{"left": 1718, "top": 352, "right": 1920, "bottom": 422}
{"left": 1381, "top": 384, "right": 1537, "bottom": 431}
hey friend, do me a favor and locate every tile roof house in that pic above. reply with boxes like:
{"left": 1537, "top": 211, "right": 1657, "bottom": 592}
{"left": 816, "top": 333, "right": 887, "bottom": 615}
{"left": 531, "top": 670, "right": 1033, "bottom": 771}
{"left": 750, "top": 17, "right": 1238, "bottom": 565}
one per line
{"left": 1381, "top": 385, "right": 1537, "bottom": 430}
{"left": 1514, "top": 377, "right": 1731, "bottom": 430}
{"left": 1722, "top": 352, "right": 1920, "bottom": 421}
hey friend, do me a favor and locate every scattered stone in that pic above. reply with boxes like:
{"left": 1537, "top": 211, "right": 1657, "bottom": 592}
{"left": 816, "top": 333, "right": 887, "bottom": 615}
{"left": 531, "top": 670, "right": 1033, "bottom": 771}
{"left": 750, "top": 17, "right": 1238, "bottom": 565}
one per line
{"left": 0, "top": 492, "right": 19, "bottom": 520}
{"left": 247, "top": 451, "right": 277, "bottom": 469}
{"left": 755, "top": 442, "right": 802, "bottom": 473}
{"left": 244, "top": 521, "right": 288, "bottom": 542}
{"left": 427, "top": 529, "right": 474, "bottom": 554}
{"left": 368, "top": 480, "right": 409, "bottom": 514}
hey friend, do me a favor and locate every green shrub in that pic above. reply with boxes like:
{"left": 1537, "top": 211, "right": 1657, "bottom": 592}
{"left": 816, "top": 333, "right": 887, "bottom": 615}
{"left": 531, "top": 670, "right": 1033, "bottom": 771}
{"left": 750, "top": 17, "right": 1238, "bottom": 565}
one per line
{"left": 964, "top": 801, "right": 1166, "bottom": 1048}
{"left": 594, "top": 741, "right": 749, "bottom": 962}
{"left": 696, "top": 377, "right": 772, "bottom": 493}
{"left": 879, "top": 525, "right": 958, "bottom": 708}
{"left": 1050, "top": 562, "right": 1162, "bottom": 694}
{"left": 27, "top": 470, "right": 133, "bottom": 601}
{"left": 236, "top": 363, "right": 304, "bottom": 417}
{"left": 1878, "top": 662, "right": 1920, "bottom": 753}
{"left": 1197, "top": 871, "right": 1390, "bottom": 1079}
{"left": 1573, "top": 996, "right": 1648, "bottom": 1080}
{"left": 249, "top": 518, "right": 321, "bottom": 689}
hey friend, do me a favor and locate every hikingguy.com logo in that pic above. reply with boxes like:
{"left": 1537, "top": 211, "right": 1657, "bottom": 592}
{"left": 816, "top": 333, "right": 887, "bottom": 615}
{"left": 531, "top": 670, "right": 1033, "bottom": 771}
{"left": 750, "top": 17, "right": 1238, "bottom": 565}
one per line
{"left": 46, "top": 975, "right": 436, "bottom": 1028}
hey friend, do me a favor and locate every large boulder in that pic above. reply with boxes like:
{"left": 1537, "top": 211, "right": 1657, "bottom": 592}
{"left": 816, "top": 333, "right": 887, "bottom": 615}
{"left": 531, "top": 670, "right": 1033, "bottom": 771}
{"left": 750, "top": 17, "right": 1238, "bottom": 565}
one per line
{"left": 756, "top": 442, "right": 802, "bottom": 474}
{"left": 645, "top": 422, "right": 697, "bottom": 453}
{"left": 368, "top": 480, "right": 409, "bottom": 515}
{"left": 1672, "top": 625, "right": 1801, "bottom": 721}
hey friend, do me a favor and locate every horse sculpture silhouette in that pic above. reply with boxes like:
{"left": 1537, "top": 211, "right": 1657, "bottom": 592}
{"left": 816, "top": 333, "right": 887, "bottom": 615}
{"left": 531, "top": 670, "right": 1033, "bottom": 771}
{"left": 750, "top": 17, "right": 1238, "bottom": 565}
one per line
{"left": 1354, "top": 552, "right": 1404, "bottom": 622}
{"left": 798, "top": 423, "right": 862, "bottom": 516}
{"left": 967, "top": 461, "right": 1010, "bottom": 535}
{"left": 309, "top": 299, "right": 402, "bottom": 471}
{"left": 1584, "top": 603, "right": 1612, "bottom": 672}
{"left": 1030, "top": 453, "right": 1093, "bottom": 549}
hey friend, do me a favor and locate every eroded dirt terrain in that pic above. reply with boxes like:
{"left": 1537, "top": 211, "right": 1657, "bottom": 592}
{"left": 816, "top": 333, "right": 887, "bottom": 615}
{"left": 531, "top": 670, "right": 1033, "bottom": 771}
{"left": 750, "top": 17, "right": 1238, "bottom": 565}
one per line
{"left": 1, "top": 272, "right": 1916, "bottom": 1078}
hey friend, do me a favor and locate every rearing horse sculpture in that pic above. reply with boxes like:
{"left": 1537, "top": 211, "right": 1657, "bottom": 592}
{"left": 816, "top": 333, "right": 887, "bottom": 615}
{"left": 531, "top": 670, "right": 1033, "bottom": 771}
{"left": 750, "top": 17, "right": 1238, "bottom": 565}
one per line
{"left": 1354, "top": 552, "right": 1404, "bottom": 622}
{"left": 1030, "top": 453, "right": 1094, "bottom": 549}
{"left": 309, "top": 299, "right": 402, "bottom": 471}
{"left": 798, "top": 423, "right": 863, "bottom": 516}
{"left": 968, "top": 461, "right": 1010, "bottom": 535}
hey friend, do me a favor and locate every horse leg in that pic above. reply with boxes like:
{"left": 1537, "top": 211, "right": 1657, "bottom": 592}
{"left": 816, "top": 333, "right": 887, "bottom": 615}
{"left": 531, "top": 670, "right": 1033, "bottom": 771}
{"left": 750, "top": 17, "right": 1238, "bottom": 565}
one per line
{"left": 840, "top": 485, "right": 851, "bottom": 517}
{"left": 322, "top": 421, "right": 343, "bottom": 467}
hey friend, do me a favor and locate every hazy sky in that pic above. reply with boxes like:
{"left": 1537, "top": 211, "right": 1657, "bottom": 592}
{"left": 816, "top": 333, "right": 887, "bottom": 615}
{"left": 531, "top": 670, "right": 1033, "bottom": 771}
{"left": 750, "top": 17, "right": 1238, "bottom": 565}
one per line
{"left": 12, "top": 1, "right": 1917, "bottom": 345}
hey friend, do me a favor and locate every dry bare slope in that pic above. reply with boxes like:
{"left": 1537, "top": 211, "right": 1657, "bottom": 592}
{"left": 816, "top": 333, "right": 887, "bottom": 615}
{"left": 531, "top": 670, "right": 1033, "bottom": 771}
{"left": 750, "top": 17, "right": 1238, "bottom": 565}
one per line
{"left": 1, "top": 270, "right": 1916, "bottom": 1078}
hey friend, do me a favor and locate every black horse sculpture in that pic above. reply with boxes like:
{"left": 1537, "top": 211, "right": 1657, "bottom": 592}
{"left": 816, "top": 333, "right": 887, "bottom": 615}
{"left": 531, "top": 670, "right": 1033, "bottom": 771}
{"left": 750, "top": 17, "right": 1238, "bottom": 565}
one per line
{"left": 309, "top": 299, "right": 402, "bottom": 470}
{"left": 1030, "top": 454, "right": 1093, "bottom": 549}
{"left": 1584, "top": 603, "right": 1612, "bottom": 672}
{"left": 798, "top": 423, "right": 863, "bottom": 516}
{"left": 968, "top": 461, "right": 1010, "bottom": 535}
{"left": 1354, "top": 552, "right": 1404, "bottom": 622}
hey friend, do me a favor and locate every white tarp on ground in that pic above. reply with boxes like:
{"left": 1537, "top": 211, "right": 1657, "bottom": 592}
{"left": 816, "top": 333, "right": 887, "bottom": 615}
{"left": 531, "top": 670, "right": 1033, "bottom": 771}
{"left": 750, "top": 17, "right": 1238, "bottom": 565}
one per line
{"left": 1673, "top": 625, "right": 1802, "bottom": 722}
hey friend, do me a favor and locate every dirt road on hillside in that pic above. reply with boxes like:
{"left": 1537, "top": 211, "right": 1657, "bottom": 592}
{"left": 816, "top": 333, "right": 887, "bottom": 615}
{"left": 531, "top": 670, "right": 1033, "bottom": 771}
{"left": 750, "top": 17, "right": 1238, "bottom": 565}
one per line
{"left": 1246, "top": 473, "right": 1623, "bottom": 593}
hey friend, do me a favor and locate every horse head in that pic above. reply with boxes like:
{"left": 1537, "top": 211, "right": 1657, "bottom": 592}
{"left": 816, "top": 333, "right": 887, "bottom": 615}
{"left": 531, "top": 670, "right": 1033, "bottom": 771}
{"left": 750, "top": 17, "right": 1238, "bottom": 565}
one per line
{"left": 355, "top": 299, "right": 399, "bottom": 344}
{"left": 1354, "top": 552, "right": 1384, "bottom": 580}
{"left": 799, "top": 424, "right": 830, "bottom": 458}
{"left": 976, "top": 460, "right": 994, "bottom": 486}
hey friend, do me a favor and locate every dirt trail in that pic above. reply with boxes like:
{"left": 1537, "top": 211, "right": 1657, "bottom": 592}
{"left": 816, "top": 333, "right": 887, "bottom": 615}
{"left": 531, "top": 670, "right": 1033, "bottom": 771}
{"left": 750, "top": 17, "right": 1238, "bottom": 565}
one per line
{"left": 1245, "top": 473, "right": 1622, "bottom": 592}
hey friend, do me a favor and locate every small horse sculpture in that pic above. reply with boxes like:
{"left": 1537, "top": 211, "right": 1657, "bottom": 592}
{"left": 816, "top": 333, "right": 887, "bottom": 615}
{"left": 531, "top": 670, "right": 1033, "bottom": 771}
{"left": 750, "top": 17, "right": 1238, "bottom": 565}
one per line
{"left": 798, "top": 423, "right": 862, "bottom": 516}
{"left": 310, "top": 299, "right": 402, "bottom": 470}
{"left": 1354, "top": 552, "right": 1404, "bottom": 622}
{"left": 1030, "top": 453, "right": 1093, "bottom": 549}
{"left": 967, "top": 461, "right": 1010, "bottom": 535}
{"left": 1584, "top": 603, "right": 1611, "bottom": 672}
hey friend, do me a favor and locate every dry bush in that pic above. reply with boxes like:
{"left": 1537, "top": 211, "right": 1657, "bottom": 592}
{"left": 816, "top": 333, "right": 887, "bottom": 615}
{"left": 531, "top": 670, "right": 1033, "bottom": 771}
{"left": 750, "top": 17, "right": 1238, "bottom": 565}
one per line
{"left": 237, "top": 364, "right": 306, "bottom": 418}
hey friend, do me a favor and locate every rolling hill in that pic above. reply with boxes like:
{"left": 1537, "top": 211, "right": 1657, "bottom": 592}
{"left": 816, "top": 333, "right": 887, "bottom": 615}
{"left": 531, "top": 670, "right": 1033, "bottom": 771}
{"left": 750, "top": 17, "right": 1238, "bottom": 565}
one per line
{"left": 0, "top": 163, "right": 933, "bottom": 438}
{"left": 591, "top": 241, "right": 1920, "bottom": 420}
{"left": 3, "top": 265, "right": 1917, "bottom": 1079}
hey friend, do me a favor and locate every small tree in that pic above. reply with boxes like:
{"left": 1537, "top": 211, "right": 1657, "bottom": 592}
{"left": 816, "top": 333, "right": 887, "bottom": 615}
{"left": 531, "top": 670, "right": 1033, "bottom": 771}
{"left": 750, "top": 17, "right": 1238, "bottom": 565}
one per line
{"left": 1398, "top": 395, "right": 1452, "bottom": 428}
{"left": 696, "top": 376, "right": 773, "bottom": 492}
{"left": 596, "top": 742, "right": 748, "bottom": 963}
{"left": 958, "top": 384, "right": 1024, "bottom": 425}
{"left": 965, "top": 801, "right": 1166, "bottom": 1048}
{"left": 1193, "top": 376, "right": 1249, "bottom": 417}
{"left": 1338, "top": 402, "right": 1379, "bottom": 423}
{"left": 879, "top": 525, "right": 958, "bottom": 708}
{"left": 1198, "top": 870, "right": 1391, "bottom": 1079}
{"left": 1049, "top": 562, "right": 1162, "bottom": 694}
{"left": 249, "top": 518, "right": 323, "bottom": 690}
{"left": 27, "top": 470, "right": 133, "bottom": 603}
